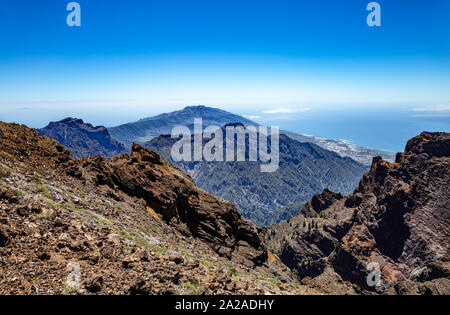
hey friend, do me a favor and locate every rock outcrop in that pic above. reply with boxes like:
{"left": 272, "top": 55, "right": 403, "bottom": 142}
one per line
{"left": 0, "top": 122, "right": 81, "bottom": 176}
{"left": 266, "top": 132, "right": 450, "bottom": 294}
{"left": 39, "top": 118, "right": 127, "bottom": 159}
{"left": 2, "top": 121, "right": 266, "bottom": 267}
{"left": 1, "top": 121, "right": 303, "bottom": 295}
{"left": 80, "top": 144, "right": 267, "bottom": 266}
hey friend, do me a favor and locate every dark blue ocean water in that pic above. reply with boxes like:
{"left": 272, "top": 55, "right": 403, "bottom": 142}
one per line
{"left": 251, "top": 107, "right": 450, "bottom": 153}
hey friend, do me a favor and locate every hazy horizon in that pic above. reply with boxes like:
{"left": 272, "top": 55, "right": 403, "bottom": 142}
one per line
{"left": 1, "top": 0, "right": 449, "bottom": 152}
{"left": 0, "top": 103, "right": 447, "bottom": 153}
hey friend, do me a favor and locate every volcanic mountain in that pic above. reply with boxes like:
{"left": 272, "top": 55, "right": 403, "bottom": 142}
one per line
{"left": 265, "top": 132, "right": 450, "bottom": 294}
{"left": 38, "top": 118, "right": 127, "bottom": 159}
{"left": 108, "top": 105, "right": 256, "bottom": 148}
{"left": 108, "top": 105, "right": 394, "bottom": 165}
{"left": 147, "top": 125, "right": 367, "bottom": 226}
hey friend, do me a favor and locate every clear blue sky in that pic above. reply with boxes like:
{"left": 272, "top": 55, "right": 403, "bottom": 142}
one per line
{"left": 0, "top": 0, "right": 449, "bottom": 151}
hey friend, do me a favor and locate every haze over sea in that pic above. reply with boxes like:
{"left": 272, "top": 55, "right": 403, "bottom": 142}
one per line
{"left": 1, "top": 103, "right": 448, "bottom": 154}
{"left": 1, "top": 0, "right": 449, "bottom": 153}
{"left": 245, "top": 104, "right": 450, "bottom": 153}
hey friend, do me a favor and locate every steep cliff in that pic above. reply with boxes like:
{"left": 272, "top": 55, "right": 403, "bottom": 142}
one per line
{"left": 265, "top": 132, "right": 450, "bottom": 294}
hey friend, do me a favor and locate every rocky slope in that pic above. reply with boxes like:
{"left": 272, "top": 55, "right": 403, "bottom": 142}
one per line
{"left": 147, "top": 126, "right": 367, "bottom": 226}
{"left": 39, "top": 118, "right": 127, "bottom": 159}
{"left": 2, "top": 121, "right": 447, "bottom": 295}
{"left": 0, "top": 121, "right": 314, "bottom": 295}
{"left": 265, "top": 132, "right": 450, "bottom": 294}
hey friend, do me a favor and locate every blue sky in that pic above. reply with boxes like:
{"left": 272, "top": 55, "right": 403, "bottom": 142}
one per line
{"left": 0, "top": 0, "right": 449, "bottom": 151}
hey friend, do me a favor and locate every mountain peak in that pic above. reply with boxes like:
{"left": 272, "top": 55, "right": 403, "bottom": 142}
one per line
{"left": 38, "top": 118, "right": 127, "bottom": 159}
{"left": 222, "top": 122, "right": 246, "bottom": 128}
{"left": 183, "top": 104, "right": 209, "bottom": 110}
{"left": 109, "top": 106, "right": 256, "bottom": 148}
{"left": 48, "top": 117, "right": 105, "bottom": 132}
{"left": 59, "top": 117, "right": 85, "bottom": 124}
{"left": 404, "top": 131, "right": 450, "bottom": 158}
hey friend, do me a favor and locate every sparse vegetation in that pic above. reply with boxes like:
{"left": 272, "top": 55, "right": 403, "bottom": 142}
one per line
{"left": 8, "top": 188, "right": 23, "bottom": 198}
{"left": 62, "top": 284, "right": 80, "bottom": 295}
{"left": 298, "top": 256, "right": 313, "bottom": 267}
{"left": 182, "top": 281, "right": 205, "bottom": 295}
{"left": 0, "top": 165, "right": 11, "bottom": 178}
{"left": 226, "top": 264, "right": 239, "bottom": 277}
{"left": 118, "top": 230, "right": 133, "bottom": 240}
{"left": 181, "top": 249, "right": 193, "bottom": 259}
{"left": 149, "top": 244, "right": 168, "bottom": 254}
{"left": 42, "top": 198, "right": 68, "bottom": 210}
{"left": 35, "top": 184, "right": 53, "bottom": 199}
{"left": 199, "top": 259, "right": 214, "bottom": 268}
{"left": 141, "top": 226, "right": 162, "bottom": 235}
{"left": 264, "top": 278, "right": 281, "bottom": 290}
{"left": 38, "top": 208, "right": 53, "bottom": 219}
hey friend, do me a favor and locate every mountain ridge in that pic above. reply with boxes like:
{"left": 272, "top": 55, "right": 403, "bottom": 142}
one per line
{"left": 147, "top": 125, "right": 367, "bottom": 226}
{"left": 0, "top": 121, "right": 448, "bottom": 295}
{"left": 108, "top": 105, "right": 395, "bottom": 165}
{"left": 264, "top": 131, "right": 450, "bottom": 294}
{"left": 108, "top": 106, "right": 256, "bottom": 148}
{"left": 38, "top": 117, "right": 127, "bottom": 159}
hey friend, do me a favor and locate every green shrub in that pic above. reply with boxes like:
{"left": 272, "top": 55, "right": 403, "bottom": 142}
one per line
{"left": 0, "top": 166, "right": 11, "bottom": 178}
{"left": 199, "top": 259, "right": 214, "bottom": 268}
{"left": 226, "top": 264, "right": 239, "bottom": 277}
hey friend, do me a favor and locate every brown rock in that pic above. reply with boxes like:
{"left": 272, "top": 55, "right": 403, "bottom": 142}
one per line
{"left": 267, "top": 132, "right": 450, "bottom": 294}
{"left": 81, "top": 144, "right": 267, "bottom": 267}
{"left": 84, "top": 275, "right": 103, "bottom": 293}
{"left": 0, "top": 226, "right": 10, "bottom": 247}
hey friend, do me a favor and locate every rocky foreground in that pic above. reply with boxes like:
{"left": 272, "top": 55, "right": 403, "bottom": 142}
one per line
{"left": 0, "top": 122, "right": 309, "bottom": 295}
{"left": 0, "top": 121, "right": 448, "bottom": 295}
{"left": 265, "top": 132, "right": 450, "bottom": 294}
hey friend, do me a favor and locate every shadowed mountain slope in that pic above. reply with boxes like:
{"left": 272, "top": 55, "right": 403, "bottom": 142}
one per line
{"left": 39, "top": 118, "right": 127, "bottom": 159}
{"left": 147, "top": 126, "right": 367, "bottom": 226}
{"left": 265, "top": 132, "right": 450, "bottom": 294}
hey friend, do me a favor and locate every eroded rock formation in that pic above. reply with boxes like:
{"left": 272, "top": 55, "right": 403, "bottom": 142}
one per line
{"left": 266, "top": 132, "right": 450, "bottom": 294}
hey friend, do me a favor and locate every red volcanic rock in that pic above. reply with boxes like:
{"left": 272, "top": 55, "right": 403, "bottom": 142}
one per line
{"left": 80, "top": 144, "right": 267, "bottom": 267}
{"left": 266, "top": 132, "right": 450, "bottom": 294}
{"left": 0, "top": 122, "right": 267, "bottom": 268}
